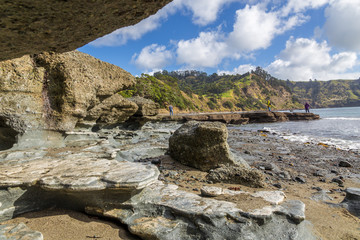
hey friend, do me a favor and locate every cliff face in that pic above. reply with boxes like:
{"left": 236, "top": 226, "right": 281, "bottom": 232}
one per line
{"left": 0, "top": 0, "right": 171, "bottom": 61}
{"left": 0, "top": 51, "right": 138, "bottom": 133}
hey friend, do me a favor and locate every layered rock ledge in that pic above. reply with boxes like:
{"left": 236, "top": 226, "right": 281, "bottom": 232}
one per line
{"left": 158, "top": 111, "right": 320, "bottom": 124}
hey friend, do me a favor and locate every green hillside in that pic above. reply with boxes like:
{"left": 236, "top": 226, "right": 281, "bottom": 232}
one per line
{"left": 119, "top": 68, "right": 360, "bottom": 112}
{"left": 120, "top": 68, "right": 301, "bottom": 112}
{"left": 288, "top": 79, "right": 360, "bottom": 108}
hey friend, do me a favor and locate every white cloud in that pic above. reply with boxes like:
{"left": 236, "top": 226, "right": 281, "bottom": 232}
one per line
{"left": 218, "top": 64, "right": 256, "bottom": 75}
{"left": 89, "top": 0, "right": 239, "bottom": 46}
{"left": 227, "top": 5, "right": 280, "bottom": 52}
{"left": 267, "top": 37, "right": 359, "bottom": 81}
{"left": 132, "top": 44, "right": 173, "bottom": 71}
{"left": 176, "top": 31, "right": 229, "bottom": 68}
{"left": 324, "top": 0, "right": 360, "bottom": 51}
{"left": 175, "top": 3, "right": 309, "bottom": 68}
{"left": 281, "top": 0, "right": 330, "bottom": 16}
{"left": 173, "top": 0, "right": 241, "bottom": 26}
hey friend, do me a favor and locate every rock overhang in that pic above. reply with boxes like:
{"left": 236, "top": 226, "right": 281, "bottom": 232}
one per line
{"left": 0, "top": 0, "right": 172, "bottom": 61}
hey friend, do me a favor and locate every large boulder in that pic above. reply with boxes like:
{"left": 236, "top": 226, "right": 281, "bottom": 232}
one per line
{"left": 168, "top": 121, "right": 249, "bottom": 171}
{"left": 0, "top": 0, "right": 171, "bottom": 61}
{"left": 0, "top": 51, "right": 138, "bottom": 133}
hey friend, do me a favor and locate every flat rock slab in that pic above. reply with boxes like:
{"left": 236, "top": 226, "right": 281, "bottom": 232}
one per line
{"left": 0, "top": 223, "right": 43, "bottom": 240}
{"left": 200, "top": 186, "right": 285, "bottom": 205}
{"left": 89, "top": 182, "right": 315, "bottom": 240}
{"left": 0, "top": 157, "right": 159, "bottom": 191}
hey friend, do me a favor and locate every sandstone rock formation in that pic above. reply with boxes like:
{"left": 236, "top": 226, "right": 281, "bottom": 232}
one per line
{"left": 0, "top": 0, "right": 171, "bottom": 61}
{"left": 129, "top": 96, "right": 159, "bottom": 117}
{"left": 169, "top": 121, "right": 249, "bottom": 171}
{"left": 0, "top": 51, "right": 139, "bottom": 138}
{"left": 124, "top": 96, "right": 160, "bottom": 129}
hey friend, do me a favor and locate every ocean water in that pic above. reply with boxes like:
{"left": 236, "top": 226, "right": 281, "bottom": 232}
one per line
{"left": 231, "top": 106, "right": 360, "bottom": 152}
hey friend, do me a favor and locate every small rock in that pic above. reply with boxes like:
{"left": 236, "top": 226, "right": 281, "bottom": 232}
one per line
{"left": 313, "top": 170, "right": 327, "bottom": 177}
{"left": 273, "top": 183, "right": 282, "bottom": 189}
{"left": 312, "top": 186, "right": 322, "bottom": 191}
{"left": 295, "top": 176, "right": 306, "bottom": 183}
{"left": 338, "top": 161, "right": 352, "bottom": 168}
{"left": 244, "top": 150, "right": 251, "bottom": 155}
{"left": 278, "top": 171, "right": 291, "bottom": 180}
{"left": 331, "top": 177, "right": 344, "bottom": 185}
{"left": 251, "top": 191, "right": 286, "bottom": 205}
{"left": 310, "top": 190, "right": 334, "bottom": 202}
{"left": 151, "top": 158, "right": 161, "bottom": 165}
{"left": 200, "top": 186, "right": 223, "bottom": 197}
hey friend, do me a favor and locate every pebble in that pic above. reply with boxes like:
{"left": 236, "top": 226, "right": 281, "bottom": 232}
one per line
{"left": 273, "top": 183, "right": 282, "bottom": 189}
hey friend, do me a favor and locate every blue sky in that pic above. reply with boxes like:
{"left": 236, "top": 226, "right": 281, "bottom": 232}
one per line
{"left": 78, "top": 0, "right": 360, "bottom": 81}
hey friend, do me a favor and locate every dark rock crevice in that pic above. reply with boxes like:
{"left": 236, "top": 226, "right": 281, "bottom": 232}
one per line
{"left": 0, "top": 117, "right": 18, "bottom": 150}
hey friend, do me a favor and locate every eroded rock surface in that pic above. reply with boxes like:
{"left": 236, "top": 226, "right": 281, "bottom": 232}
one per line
{"left": 0, "top": 0, "right": 171, "bottom": 61}
{"left": 169, "top": 121, "right": 248, "bottom": 171}
{"left": 87, "top": 183, "right": 315, "bottom": 240}
{"left": 0, "top": 51, "right": 139, "bottom": 134}
{"left": 207, "top": 164, "right": 265, "bottom": 188}
{"left": 0, "top": 223, "right": 43, "bottom": 240}
{"left": 0, "top": 123, "right": 317, "bottom": 240}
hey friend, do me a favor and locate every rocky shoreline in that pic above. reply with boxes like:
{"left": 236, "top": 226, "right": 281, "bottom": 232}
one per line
{"left": 0, "top": 120, "right": 359, "bottom": 239}
{"left": 157, "top": 111, "right": 320, "bottom": 124}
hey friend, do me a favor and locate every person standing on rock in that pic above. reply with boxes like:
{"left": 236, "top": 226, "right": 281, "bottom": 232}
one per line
{"left": 304, "top": 102, "right": 310, "bottom": 113}
{"left": 169, "top": 105, "right": 174, "bottom": 116}
{"left": 267, "top": 100, "right": 271, "bottom": 111}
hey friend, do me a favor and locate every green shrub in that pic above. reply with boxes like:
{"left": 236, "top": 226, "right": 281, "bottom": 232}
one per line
{"left": 222, "top": 101, "right": 234, "bottom": 109}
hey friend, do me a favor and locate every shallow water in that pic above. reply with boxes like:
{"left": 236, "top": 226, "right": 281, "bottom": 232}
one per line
{"left": 231, "top": 106, "right": 360, "bottom": 152}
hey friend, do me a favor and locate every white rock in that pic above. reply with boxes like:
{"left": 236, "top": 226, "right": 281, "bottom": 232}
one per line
{"left": 200, "top": 186, "right": 223, "bottom": 197}
{"left": 251, "top": 191, "right": 286, "bottom": 205}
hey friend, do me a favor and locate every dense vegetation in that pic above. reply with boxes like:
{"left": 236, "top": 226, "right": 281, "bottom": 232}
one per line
{"left": 119, "top": 67, "right": 360, "bottom": 112}
{"left": 120, "top": 67, "right": 301, "bottom": 112}
{"left": 287, "top": 79, "right": 360, "bottom": 108}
